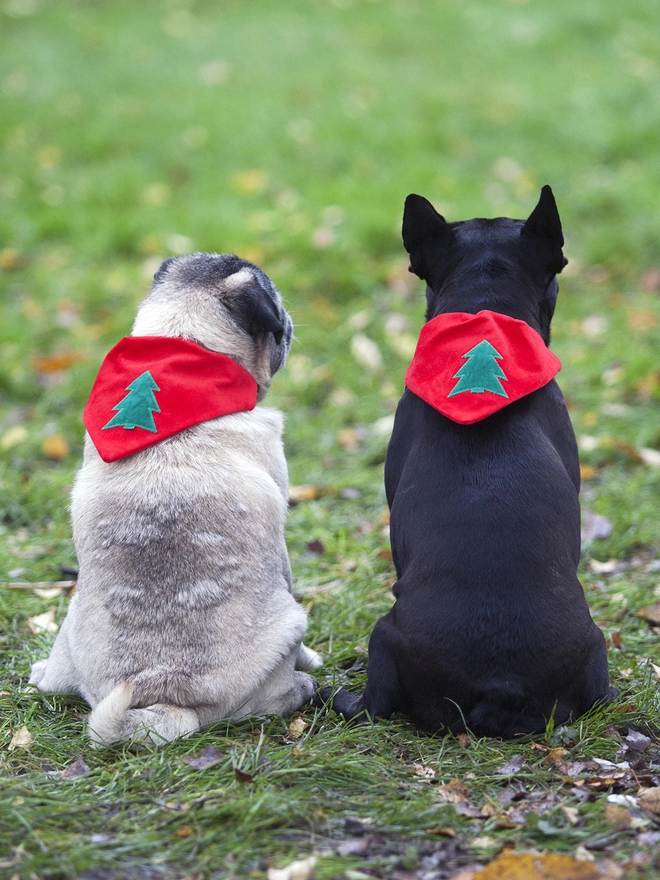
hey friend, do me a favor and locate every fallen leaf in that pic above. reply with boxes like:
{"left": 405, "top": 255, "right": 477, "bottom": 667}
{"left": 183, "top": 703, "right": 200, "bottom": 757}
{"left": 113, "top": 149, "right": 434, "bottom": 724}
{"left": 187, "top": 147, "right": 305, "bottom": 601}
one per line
{"left": 496, "top": 755, "right": 524, "bottom": 776}
{"left": 8, "top": 725, "right": 34, "bottom": 751}
{"left": 604, "top": 802, "right": 632, "bottom": 830}
{"left": 543, "top": 748, "right": 570, "bottom": 770}
{"left": 174, "top": 825, "right": 194, "bottom": 838}
{"left": 638, "top": 787, "right": 660, "bottom": 815}
{"left": 414, "top": 763, "right": 436, "bottom": 779}
{"left": 337, "top": 426, "right": 368, "bottom": 452}
{"left": 436, "top": 779, "right": 470, "bottom": 804}
{"left": 179, "top": 746, "right": 225, "bottom": 770}
{"left": 635, "top": 603, "right": 660, "bottom": 625}
{"left": 288, "top": 485, "right": 326, "bottom": 504}
{"left": 27, "top": 608, "right": 58, "bottom": 634}
{"left": 471, "top": 850, "right": 620, "bottom": 879}
{"left": 623, "top": 729, "right": 652, "bottom": 753}
{"left": 426, "top": 826, "right": 456, "bottom": 837}
{"left": 580, "top": 464, "right": 598, "bottom": 481}
{"left": 234, "top": 767, "right": 255, "bottom": 784}
{"left": 268, "top": 855, "right": 317, "bottom": 880}
{"left": 33, "top": 351, "right": 84, "bottom": 373}
{"left": 41, "top": 433, "right": 69, "bottom": 460}
{"left": 562, "top": 805, "right": 580, "bottom": 825}
{"left": 288, "top": 717, "right": 309, "bottom": 741}
{"left": 61, "top": 756, "right": 90, "bottom": 779}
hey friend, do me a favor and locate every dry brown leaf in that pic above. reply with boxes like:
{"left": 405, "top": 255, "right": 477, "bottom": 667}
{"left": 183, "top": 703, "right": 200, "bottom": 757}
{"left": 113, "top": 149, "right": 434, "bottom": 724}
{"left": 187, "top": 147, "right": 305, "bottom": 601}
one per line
{"left": 288, "top": 485, "right": 327, "bottom": 504}
{"left": 41, "top": 433, "right": 69, "bottom": 460}
{"left": 27, "top": 608, "right": 58, "bottom": 634}
{"left": 288, "top": 717, "right": 309, "bottom": 741}
{"left": 635, "top": 603, "right": 660, "bottom": 625}
{"left": 543, "top": 747, "right": 570, "bottom": 769}
{"left": 8, "top": 725, "right": 34, "bottom": 752}
{"left": 61, "top": 756, "right": 90, "bottom": 779}
{"left": 234, "top": 767, "right": 255, "bottom": 784}
{"left": 580, "top": 464, "right": 598, "bottom": 481}
{"left": 174, "top": 825, "right": 194, "bottom": 838}
{"left": 471, "top": 850, "right": 620, "bottom": 879}
{"left": 426, "top": 826, "right": 456, "bottom": 837}
{"left": 437, "top": 778, "right": 470, "bottom": 804}
{"left": 604, "top": 802, "right": 633, "bottom": 830}
{"left": 33, "top": 351, "right": 84, "bottom": 373}
{"left": 638, "top": 787, "right": 660, "bottom": 815}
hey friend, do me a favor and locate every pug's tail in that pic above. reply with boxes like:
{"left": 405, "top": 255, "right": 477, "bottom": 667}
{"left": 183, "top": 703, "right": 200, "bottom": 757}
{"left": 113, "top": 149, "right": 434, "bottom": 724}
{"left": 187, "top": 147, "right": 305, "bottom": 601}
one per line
{"left": 88, "top": 682, "right": 199, "bottom": 747}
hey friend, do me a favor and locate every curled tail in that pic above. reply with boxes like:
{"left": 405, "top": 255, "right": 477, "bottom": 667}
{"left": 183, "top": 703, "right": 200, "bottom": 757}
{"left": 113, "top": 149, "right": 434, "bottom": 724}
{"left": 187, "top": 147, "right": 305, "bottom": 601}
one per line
{"left": 88, "top": 682, "right": 199, "bottom": 747}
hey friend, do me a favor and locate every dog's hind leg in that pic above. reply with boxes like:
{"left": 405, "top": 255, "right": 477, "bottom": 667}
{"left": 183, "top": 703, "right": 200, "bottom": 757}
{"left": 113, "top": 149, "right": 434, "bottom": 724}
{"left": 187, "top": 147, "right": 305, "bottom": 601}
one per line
{"left": 316, "top": 617, "right": 406, "bottom": 724}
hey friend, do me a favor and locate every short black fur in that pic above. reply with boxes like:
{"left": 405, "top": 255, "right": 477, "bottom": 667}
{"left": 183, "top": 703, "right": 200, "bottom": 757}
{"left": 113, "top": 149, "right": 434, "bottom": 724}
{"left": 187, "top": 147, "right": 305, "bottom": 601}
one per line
{"left": 318, "top": 187, "right": 615, "bottom": 738}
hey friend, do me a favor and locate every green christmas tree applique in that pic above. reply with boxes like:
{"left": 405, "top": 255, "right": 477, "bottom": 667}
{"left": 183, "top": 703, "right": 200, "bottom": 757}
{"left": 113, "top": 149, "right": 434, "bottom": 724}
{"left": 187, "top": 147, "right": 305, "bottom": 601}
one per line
{"left": 103, "top": 370, "right": 161, "bottom": 432}
{"left": 448, "top": 339, "right": 509, "bottom": 398}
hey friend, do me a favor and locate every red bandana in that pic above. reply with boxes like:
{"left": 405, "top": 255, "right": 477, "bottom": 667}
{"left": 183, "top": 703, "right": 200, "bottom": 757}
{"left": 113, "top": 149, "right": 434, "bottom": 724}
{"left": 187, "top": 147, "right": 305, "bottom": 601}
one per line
{"left": 83, "top": 336, "right": 258, "bottom": 462}
{"left": 405, "top": 310, "right": 561, "bottom": 425}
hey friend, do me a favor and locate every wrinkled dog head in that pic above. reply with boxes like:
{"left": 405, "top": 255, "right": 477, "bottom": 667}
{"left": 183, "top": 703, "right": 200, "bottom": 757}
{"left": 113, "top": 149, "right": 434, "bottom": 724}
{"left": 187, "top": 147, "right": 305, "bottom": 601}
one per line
{"left": 131, "top": 253, "right": 292, "bottom": 399}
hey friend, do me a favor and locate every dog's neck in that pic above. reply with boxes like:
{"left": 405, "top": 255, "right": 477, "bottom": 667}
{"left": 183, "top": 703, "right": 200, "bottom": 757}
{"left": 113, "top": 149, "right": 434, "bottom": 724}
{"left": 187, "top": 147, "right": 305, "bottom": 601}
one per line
{"left": 406, "top": 310, "right": 561, "bottom": 424}
{"left": 83, "top": 336, "right": 259, "bottom": 462}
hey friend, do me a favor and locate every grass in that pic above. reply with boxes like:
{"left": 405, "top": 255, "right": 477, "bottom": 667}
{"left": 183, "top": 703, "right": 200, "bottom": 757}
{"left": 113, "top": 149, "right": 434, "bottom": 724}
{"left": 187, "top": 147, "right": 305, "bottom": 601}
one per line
{"left": 1, "top": 0, "right": 660, "bottom": 877}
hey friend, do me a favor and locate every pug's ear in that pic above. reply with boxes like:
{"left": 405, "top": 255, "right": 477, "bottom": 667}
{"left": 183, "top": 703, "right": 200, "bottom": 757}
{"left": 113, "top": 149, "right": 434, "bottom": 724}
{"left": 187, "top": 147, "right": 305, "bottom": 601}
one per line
{"left": 229, "top": 276, "right": 285, "bottom": 345}
{"left": 402, "top": 194, "right": 454, "bottom": 289}
{"left": 153, "top": 257, "right": 177, "bottom": 284}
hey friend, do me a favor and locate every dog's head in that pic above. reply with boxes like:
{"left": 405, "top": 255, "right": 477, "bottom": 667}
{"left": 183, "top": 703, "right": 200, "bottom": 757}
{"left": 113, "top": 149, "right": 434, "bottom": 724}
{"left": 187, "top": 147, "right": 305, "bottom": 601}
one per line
{"left": 131, "top": 253, "right": 292, "bottom": 400}
{"left": 402, "top": 186, "right": 567, "bottom": 344}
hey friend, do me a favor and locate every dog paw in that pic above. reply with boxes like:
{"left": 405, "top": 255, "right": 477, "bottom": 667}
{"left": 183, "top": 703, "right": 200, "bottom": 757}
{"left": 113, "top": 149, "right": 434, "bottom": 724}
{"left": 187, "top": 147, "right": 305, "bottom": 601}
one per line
{"left": 311, "top": 685, "right": 334, "bottom": 708}
{"left": 28, "top": 659, "right": 48, "bottom": 688}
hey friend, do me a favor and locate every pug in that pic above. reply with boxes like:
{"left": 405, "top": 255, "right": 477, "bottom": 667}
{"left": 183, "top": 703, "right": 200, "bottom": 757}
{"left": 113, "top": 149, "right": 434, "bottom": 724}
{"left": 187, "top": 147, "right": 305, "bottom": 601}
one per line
{"left": 29, "top": 253, "right": 321, "bottom": 746}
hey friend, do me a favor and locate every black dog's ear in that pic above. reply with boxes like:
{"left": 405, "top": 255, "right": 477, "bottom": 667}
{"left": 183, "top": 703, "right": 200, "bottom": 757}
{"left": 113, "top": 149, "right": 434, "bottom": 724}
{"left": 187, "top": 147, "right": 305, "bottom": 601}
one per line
{"left": 231, "top": 279, "right": 285, "bottom": 345}
{"left": 521, "top": 186, "right": 567, "bottom": 274}
{"left": 402, "top": 194, "right": 453, "bottom": 287}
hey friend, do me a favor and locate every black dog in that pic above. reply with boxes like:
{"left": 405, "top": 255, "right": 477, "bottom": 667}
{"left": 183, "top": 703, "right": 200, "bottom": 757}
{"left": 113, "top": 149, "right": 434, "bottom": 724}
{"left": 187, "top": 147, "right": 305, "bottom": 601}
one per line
{"left": 323, "top": 186, "right": 615, "bottom": 738}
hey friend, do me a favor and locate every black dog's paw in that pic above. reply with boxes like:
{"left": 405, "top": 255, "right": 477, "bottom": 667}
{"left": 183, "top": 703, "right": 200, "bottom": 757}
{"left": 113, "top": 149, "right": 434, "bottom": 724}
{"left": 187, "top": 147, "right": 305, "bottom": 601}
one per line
{"left": 312, "top": 685, "right": 335, "bottom": 709}
{"left": 312, "top": 686, "right": 369, "bottom": 724}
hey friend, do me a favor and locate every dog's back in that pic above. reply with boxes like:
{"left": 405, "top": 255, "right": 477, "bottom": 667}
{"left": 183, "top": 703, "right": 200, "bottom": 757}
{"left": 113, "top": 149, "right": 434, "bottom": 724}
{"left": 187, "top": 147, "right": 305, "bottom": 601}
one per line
{"left": 322, "top": 188, "right": 614, "bottom": 736}
{"left": 383, "top": 383, "right": 610, "bottom": 736}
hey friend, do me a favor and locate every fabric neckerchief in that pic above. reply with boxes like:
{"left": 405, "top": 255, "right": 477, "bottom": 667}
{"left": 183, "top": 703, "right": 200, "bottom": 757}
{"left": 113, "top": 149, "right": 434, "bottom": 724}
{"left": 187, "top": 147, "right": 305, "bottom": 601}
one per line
{"left": 405, "top": 310, "right": 561, "bottom": 425}
{"left": 83, "top": 336, "right": 258, "bottom": 462}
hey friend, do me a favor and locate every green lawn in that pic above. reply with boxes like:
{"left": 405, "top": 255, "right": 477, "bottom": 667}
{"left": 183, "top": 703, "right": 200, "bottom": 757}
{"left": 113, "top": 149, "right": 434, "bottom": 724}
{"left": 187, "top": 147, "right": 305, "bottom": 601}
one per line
{"left": 1, "top": 0, "right": 660, "bottom": 877}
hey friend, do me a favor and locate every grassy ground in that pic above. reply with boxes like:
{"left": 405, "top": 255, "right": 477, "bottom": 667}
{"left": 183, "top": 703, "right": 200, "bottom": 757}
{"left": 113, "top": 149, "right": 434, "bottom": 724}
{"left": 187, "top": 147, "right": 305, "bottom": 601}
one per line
{"left": 1, "top": 0, "right": 660, "bottom": 877}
